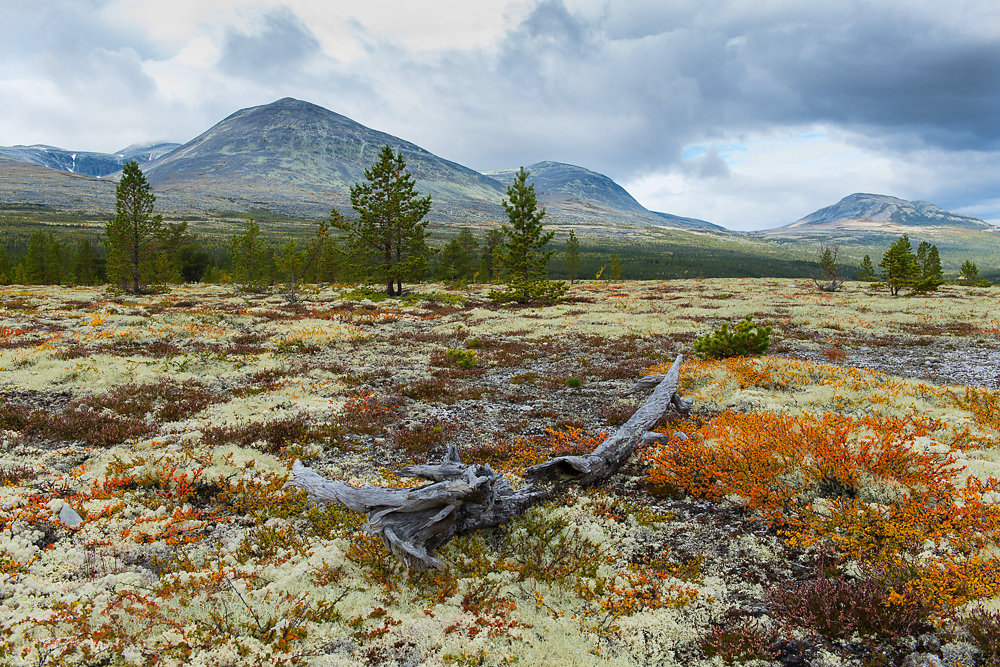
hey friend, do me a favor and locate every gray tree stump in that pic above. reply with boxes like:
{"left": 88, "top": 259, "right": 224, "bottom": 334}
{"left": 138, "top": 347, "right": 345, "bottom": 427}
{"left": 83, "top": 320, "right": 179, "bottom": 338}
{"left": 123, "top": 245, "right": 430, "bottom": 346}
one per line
{"left": 286, "top": 354, "right": 687, "bottom": 570}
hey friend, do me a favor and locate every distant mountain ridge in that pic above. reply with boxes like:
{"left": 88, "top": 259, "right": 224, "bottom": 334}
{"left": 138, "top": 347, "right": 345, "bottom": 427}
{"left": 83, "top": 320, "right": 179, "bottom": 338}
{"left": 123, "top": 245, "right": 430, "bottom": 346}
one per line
{"left": 483, "top": 161, "right": 727, "bottom": 234}
{"left": 485, "top": 162, "right": 648, "bottom": 214}
{"left": 0, "top": 98, "right": 726, "bottom": 237}
{"left": 0, "top": 143, "right": 179, "bottom": 178}
{"left": 766, "top": 193, "right": 995, "bottom": 237}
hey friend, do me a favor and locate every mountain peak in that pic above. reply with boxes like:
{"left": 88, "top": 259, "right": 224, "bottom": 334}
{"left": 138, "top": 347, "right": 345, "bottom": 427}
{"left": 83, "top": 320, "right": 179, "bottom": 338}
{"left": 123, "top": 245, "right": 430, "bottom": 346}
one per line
{"left": 485, "top": 161, "right": 647, "bottom": 214}
{"left": 140, "top": 98, "right": 505, "bottom": 217}
{"left": 765, "top": 192, "right": 994, "bottom": 237}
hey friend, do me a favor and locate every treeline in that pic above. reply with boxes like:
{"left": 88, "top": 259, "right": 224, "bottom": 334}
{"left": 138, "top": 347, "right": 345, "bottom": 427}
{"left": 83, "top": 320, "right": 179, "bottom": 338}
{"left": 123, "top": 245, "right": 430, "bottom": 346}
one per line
{"left": 0, "top": 226, "right": 219, "bottom": 286}
{"left": 0, "top": 226, "right": 826, "bottom": 287}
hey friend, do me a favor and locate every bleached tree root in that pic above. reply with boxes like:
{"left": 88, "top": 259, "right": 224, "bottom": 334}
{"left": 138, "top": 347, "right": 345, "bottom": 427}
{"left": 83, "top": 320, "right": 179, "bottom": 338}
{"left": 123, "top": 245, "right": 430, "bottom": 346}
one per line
{"left": 286, "top": 355, "right": 688, "bottom": 570}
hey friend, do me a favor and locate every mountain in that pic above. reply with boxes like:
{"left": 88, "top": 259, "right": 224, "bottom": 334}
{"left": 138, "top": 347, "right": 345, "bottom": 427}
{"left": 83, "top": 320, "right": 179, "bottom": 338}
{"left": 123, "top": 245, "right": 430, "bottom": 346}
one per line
{"left": 0, "top": 156, "right": 115, "bottom": 211}
{"left": 0, "top": 143, "right": 179, "bottom": 178}
{"left": 483, "top": 161, "right": 728, "bottom": 235}
{"left": 764, "top": 193, "right": 996, "bottom": 238}
{"left": 0, "top": 97, "right": 728, "bottom": 238}
{"left": 485, "top": 162, "right": 647, "bottom": 214}
{"left": 142, "top": 97, "right": 507, "bottom": 220}
{"left": 650, "top": 211, "right": 727, "bottom": 232}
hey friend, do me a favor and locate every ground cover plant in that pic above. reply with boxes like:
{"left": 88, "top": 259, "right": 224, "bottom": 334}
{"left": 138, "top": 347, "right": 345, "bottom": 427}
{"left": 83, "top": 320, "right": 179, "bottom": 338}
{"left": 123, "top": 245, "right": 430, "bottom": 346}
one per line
{"left": 1, "top": 279, "right": 999, "bottom": 665}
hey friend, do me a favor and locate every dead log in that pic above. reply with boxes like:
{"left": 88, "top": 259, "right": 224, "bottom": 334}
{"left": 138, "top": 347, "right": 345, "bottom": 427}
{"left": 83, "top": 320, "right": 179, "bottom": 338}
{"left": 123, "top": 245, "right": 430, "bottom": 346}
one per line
{"left": 286, "top": 354, "right": 687, "bottom": 570}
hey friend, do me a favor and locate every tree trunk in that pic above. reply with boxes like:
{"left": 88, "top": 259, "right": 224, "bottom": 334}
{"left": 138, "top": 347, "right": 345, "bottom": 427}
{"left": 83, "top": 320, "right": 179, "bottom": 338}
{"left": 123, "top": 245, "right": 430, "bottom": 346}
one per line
{"left": 286, "top": 355, "right": 689, "bottom": 570}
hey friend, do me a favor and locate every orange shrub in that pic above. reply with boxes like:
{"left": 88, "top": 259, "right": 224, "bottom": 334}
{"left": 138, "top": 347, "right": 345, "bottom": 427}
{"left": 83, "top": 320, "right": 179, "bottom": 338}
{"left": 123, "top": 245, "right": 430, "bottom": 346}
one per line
{"left": 641, "top": 410, "right": 1000, "bottom": 612}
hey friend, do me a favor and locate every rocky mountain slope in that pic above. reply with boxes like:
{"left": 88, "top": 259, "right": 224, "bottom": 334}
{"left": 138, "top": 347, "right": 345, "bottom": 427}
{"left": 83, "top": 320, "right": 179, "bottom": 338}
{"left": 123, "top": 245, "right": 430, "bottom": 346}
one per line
{"left": 764, "top": 193, "right": 996, "bottom": 238}
{"left": 141, "top": 98, "right": 507, "bottom": 221}
{"left": 0, "top": 98, "right": 727, "bottom": 237}
{"left": 484, "top": 161, "right": 727, "bottom": 235}
{"left": 0, "top": 143, "right": 179, "bottom": 178}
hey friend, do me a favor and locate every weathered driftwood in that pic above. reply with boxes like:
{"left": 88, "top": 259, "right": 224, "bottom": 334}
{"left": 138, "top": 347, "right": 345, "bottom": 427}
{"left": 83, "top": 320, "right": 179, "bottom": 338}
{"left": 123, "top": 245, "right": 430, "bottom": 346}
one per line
{"left": 286, "top": 354, "right": 688, "bottom": 570}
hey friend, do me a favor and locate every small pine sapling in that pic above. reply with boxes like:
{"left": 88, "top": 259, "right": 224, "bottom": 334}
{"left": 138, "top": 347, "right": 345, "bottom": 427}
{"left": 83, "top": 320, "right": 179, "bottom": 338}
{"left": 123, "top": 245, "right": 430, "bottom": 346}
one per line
{"left": 693, "top": 316, "right": 771, "bottom": 359}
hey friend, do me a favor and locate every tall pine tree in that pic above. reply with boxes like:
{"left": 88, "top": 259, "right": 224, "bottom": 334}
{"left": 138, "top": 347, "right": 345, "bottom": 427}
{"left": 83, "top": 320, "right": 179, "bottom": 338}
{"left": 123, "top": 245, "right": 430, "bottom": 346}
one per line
{"left": 879, "top": 235, "right": 920, "bottom": 296}
{"left": 336, "top": 146, "right": 432, "bottom": 296}
{"left": 492, "top": 167, "right": 565, "bottom": 304}
{"left": 105, "top": 161, "right": 162, "bottom": 293}
{"left": 565, "top": 230, "right": 580, "bottom": 285}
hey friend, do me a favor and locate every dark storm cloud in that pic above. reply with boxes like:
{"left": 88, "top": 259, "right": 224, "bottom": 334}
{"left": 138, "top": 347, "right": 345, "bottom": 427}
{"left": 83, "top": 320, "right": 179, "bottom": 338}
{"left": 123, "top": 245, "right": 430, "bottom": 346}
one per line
{"left": 218, "top": 7, "right": 323, "bottom": 82}
{"left": 736, "top": 10, "right": 1000, "bottom": 150}
{"left": 422, "top": 0, "right": 1000, "bottom": 178}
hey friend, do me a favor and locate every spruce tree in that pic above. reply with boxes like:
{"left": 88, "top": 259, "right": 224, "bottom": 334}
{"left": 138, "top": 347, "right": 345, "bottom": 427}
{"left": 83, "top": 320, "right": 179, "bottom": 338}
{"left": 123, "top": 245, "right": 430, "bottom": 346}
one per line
{"left": 565, "top": 230, "right": 580, "bottom": 285}
{"left": 337, "top": 146, "right": 432, "bottom": 296}
{"left": 105, "top": 161, "right": 162, "bottom": 293}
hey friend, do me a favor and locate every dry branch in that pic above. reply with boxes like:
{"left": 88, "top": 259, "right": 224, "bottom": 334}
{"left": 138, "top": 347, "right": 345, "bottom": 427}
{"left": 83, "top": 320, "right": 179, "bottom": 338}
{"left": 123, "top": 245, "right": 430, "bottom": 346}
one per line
{"left": 286, "top": 354, "right": 688, "bottom": 570}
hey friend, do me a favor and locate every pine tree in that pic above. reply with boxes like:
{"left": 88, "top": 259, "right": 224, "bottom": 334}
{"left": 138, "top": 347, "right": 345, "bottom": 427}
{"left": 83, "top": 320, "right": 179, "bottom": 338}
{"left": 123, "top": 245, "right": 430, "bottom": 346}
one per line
{"left": 609, "top": 252, "right": 622, "bottom": 281}
{"left": 857, "top": 254, "right": 876, "bottom": 281}
{"left": 336, "top": 146, "right": 432, "bottom": 296}
{"left": 74, "top": 239, "right": 96, "bottom": 285}
{"left": 23, "top": 231, "right": 46, "bottom": 284}
{"left": 105, "top": 161, "right": 162, "bottom": 293}
{"left": 879, "top": 235, "right": 920, "bottom": 296}
{"left": 565, "top": 230, "right": 580, "bottom": 285}
{"left": 960, "top": 260, "right": 979, "bottom": 282}
{"left": 42, "top": 234, "right": 63, "bottom": 284}
{"left": 228, "top": 217, "right": 269, "bottom": 291}
{"left": 158, "top": 221, "right": 204, "bottom": 283}
{"left": 814, "top": 245, "right": 842, "bottom": 291}
{"left": 0, "top": 245, "right": 9, "bottom": 284}
{"left": 498, "top": 168, "right": 552, "bottom": 282}
{"left": 438, "top": 228, "right": 479, "bottom": 281}
{"left": 480, "top": 228, "right": 503, "bottom": 281}
{"left": 492, "top": 167, "right": 565, "bottom": 304}
{"left": 914, "top": 241, "right": 944, "bottom": 292}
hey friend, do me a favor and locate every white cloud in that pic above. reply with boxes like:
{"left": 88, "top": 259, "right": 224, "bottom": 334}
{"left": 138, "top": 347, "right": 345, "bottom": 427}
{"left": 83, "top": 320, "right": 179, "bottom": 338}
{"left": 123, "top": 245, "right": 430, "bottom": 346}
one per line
{"left": 2, "top": 0, "right": 1000, "bottom": 229}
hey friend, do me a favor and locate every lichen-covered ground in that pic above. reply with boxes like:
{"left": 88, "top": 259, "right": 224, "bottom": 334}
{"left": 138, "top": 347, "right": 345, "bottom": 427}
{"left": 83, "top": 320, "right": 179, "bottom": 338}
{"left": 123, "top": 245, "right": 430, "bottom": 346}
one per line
{"left": 2, "top": 279, "right": 999, "bottom": 666}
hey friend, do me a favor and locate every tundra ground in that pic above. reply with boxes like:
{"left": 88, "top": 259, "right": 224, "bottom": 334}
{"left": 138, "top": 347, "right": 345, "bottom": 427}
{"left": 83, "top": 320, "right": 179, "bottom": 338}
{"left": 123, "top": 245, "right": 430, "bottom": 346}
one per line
{"left": 2, "top": 279, "right": 999, "bottom": 666}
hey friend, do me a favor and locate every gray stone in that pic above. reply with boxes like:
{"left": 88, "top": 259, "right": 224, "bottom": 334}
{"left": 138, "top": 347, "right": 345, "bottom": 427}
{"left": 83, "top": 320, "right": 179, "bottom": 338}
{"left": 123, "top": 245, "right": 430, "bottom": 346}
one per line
{"left": 58, "top": 503, "right": 83, "bottom": 527}
{"left": 901, "top": 653, "right": 944, "bottom": 667}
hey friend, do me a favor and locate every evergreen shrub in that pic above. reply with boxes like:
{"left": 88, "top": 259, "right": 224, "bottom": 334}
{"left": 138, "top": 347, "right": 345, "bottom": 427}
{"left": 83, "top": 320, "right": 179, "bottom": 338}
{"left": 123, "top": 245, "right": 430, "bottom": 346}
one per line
{"left": 693, "top": 316, "right": 771, "bottom": 359}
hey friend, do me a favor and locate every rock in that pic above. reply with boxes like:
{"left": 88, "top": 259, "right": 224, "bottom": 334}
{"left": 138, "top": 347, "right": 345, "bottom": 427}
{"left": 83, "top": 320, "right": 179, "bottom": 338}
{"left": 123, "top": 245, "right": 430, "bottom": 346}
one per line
{"left": 919, "top": 633, "right": 942, "bottom": 653}
{"left": 58, "top": 503, "right": 83, "bottom": 527}
{"left": 902, "top": 653, "right": 944, "bottom": 667}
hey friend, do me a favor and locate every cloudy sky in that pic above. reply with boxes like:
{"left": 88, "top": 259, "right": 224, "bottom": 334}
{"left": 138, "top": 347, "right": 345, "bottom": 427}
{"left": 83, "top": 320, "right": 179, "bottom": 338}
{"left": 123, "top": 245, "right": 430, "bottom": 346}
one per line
{"left": 2, "top": 0, "right": 1000, "bottom": 230}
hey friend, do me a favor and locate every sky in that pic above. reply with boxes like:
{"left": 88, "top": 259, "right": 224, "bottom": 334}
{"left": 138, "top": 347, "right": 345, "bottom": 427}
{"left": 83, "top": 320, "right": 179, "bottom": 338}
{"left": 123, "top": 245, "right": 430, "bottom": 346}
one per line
{"left": 2, "top": 0, "right": 1000, "bottom": 230}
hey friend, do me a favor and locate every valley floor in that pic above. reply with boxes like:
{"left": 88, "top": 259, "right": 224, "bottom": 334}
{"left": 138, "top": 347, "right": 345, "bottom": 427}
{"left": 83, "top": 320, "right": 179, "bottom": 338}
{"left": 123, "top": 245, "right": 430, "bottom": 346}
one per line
{"left": 1, "top": 279, "right": 999, "bottom": 666}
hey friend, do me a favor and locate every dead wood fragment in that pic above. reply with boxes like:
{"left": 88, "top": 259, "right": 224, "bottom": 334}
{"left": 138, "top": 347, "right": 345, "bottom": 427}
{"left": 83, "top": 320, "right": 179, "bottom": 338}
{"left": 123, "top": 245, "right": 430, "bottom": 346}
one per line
{"left": 286, "top": 355, "right": 687, "bottom": 570}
